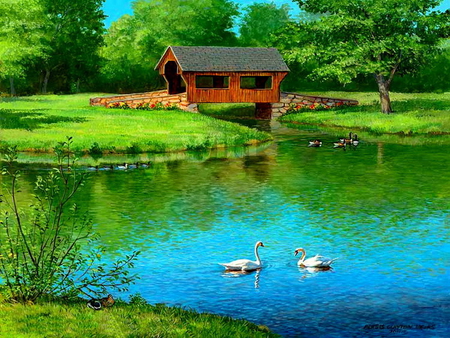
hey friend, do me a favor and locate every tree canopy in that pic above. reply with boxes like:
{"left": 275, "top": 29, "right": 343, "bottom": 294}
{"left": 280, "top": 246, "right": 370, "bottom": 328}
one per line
{"left": 239, "top": 2, "right": 292, "bottom": 47}
{"left": 99, "top": 0, "right": 239, "bottom": 93}
{"left": 0, "top": 0, "right": 45, "bottom": 94}
{"left": 277, "top": 0, "right": 450, "bottom": 113}
{"left": 38, "top": 0, "right": 106, "bottom": 93}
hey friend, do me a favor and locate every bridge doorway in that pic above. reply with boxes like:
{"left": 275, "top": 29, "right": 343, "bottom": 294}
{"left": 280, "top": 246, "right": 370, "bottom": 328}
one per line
{"left": 165, "top": 61, "right": 186, "bottom": 94}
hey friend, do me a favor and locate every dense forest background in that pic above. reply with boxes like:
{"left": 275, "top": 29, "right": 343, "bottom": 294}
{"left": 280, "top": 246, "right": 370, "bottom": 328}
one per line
{"left": 1, "top": 0, "right": 449, "bottom": 96}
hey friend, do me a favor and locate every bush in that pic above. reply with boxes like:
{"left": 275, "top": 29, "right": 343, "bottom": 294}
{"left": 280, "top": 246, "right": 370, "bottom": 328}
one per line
{"left": 0, "top": 137, "right": 140, "bottom": 303}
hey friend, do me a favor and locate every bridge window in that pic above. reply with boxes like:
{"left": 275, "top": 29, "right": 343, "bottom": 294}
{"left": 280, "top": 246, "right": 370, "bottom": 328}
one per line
{"left": 240, "top": 76, "right": 272, "bottom": 89}
{"left": 196, "top": 76, "right": 229, "bottom": 89}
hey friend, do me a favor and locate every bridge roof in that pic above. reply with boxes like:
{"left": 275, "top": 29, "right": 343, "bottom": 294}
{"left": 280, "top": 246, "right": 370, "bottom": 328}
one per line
{"left": 155, "top": 46, "right": 290, "bottom": 72}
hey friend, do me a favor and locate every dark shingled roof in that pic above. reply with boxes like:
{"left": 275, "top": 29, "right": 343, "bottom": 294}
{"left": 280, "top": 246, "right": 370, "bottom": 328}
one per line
{"left": 156, "top": 46, "right": 290, "bottom": 72}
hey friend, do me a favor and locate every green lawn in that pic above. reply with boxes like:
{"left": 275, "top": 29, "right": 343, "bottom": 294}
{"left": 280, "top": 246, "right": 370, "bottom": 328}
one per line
{"left": 0, "top": 94, "right": 272, "bottom": 155}
{"left": 279, "top": 91, "right": 450, "bottom": 135}
{"left": 0, "top": 300, "right": 279, "bottom": 338}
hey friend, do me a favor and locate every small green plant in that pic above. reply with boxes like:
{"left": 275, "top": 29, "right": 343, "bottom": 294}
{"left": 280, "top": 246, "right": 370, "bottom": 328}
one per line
{"left": 0, "top": 137, "right": 140, "bottom": 303}
{"left": 128, "top": 293, "right": 148, "bottom": 306}
{"left": 89, "top": 142, "right": 103, "bottom": 154}
{"left": 126, "top": 143, "right": 143, "bottom": 154}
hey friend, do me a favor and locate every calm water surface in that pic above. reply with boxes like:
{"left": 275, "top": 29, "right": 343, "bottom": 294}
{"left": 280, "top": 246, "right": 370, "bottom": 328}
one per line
{"left": 7, "top": 122, "right": 450, "bottom": 337}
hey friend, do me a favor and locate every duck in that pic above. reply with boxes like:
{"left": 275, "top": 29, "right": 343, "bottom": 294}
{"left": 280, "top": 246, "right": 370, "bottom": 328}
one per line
{"left": 308, "top": 139, "right": 322, "bottom": 147}
{"left": 116, "top": 163, "right": 128, "bottom": 170}
{"left": 87, "top": 165, "right": 99, "bottom": 171}
{"left": 333, "top": 141, "right": 346, "bottom": 148}
{"left": 128, "top": 163, "right": 138, "bottom": 169}
{"left": 294, "top": 248, "right": 338, "bottom": 268}
{"left": 351, "top": 134, "right": 359, "bottom": 146}
{"left": 219, "top": 241, "right": 265, "bottom": 271}
{"left": 87, "top": 299, "right": 102, "bottom": 310}
{"left": 139, "top": 161, "right": 151, "bottom": 168}
{"left": 340, "top": 132, "right": 353, "bottom": 144}
{"left": 87, "top": 294, "right": 115, "bottom": 310}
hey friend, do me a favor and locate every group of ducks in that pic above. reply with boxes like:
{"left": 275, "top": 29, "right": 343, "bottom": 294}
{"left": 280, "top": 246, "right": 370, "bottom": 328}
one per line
{"left": 87, "top": 162, "right": 151, "bottom": 171}
{"left": 219, "top": 241, "right": 337, "bottom": 272}
{"left": 308, "top": 132, "right": 360, "bottom": 149}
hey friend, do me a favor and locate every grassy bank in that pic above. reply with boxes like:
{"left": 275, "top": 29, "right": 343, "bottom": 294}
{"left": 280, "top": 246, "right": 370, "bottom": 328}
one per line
{"left": 0, "top": 94, "right": 272, "bottom": 154}
{"left": 199, "top": 103, "right": 255, "bottom": 118}
{"left": 0, "top": 300, "right": 279, "bottom": 337}
{"left": 279, "top": 92, "right": 450, "bottom": 135}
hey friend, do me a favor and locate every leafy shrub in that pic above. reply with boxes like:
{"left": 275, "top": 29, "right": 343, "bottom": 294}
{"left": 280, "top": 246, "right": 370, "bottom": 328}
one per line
{"left": 89, "top": 142, "right": 103, "bottom": 154}
{"left": 0, "top": 138, "right": 140, "bottom": 303}
{"left": 126, "top": 143, "right": 143, "bottom": 154}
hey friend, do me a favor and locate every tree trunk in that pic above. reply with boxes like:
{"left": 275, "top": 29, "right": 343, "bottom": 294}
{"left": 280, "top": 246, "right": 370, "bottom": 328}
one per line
{"left": 374, "top": 74, "right": 393, "bottom": 114}
{"left": 9, "top": 77, "right": 16, "bottom": 96}
{"left": 42, "top": 69, "right": 51, "bottom": 94}
{"left": 75, "top": 78, "right": 80, "bottom": 93}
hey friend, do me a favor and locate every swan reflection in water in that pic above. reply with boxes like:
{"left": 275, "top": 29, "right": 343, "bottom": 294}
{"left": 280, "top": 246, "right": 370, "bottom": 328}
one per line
{"left": 299, "top": 266, "right": 334, "bottom": 280}
{"left": 221, "top": 268, "right": 262, "bottom": 288}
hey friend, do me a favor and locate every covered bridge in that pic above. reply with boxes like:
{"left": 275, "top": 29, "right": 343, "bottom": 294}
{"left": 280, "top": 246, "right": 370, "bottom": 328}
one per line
{"left": 154, "top": 46, "right": 290, "bottom": 104}
{"left": 90, "top": 46, "right": 358, "bottom": 118}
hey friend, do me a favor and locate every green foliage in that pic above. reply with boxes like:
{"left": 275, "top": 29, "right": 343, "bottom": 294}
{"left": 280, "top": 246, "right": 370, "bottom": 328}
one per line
{"left": 98, "top": 0, "right": 239, "bottom": 93}
{"left": 391, "top": 42, "right": 450, "bottom": 93}
{"left": 239, "top": 2, "right": 292, "bottom": 47}
{"left": 0, "top": 138, "right": 140, "bottom": 302}
{"left": 0, "top": 0, "right": 46, "bottom": 94}
{"left": 38, "top": 0, "right": 106, "bottom": 94}
{"left": 277, "top": 0, "right": 449, "bottom": 112}
{"left": 88, "top": 142, "right": 103, "bottom": 155}
{"left": 0, "top": 0, "right": 106, "bottom": 95}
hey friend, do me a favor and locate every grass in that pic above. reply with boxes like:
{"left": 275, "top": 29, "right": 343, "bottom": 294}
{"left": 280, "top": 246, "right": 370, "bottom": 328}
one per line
{"left": 0, "top": 94, "right": 272, "bottom": 155}
{"left": 199, "top": 103, "right": 255, "bottom": 118}
{"left": 0, "top": 299, "right": 279, "bottom": 338}
{"left": 279, "top": 91, "right": 450, "bottom": 135}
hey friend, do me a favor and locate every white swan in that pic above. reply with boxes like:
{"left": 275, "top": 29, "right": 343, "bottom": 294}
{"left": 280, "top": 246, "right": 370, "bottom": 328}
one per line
{"left": 294, "top": 248, "right": 337, "bottom": 268}
{"left": 219, "top": 241, "right": 265, "bottom": 271}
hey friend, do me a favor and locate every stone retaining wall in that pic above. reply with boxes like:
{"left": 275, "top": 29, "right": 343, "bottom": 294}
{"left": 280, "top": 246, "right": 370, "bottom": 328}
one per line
{"left": 90, "top": 90, "right": 198, "bottom": 112}
{"left": 271, "top": 92, "right": 359, "bottom": 118}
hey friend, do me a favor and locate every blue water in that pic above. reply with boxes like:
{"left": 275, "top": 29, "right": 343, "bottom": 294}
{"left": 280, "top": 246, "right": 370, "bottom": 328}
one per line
{"left": 8, "top": 124, "right": 450, "bottom": 337}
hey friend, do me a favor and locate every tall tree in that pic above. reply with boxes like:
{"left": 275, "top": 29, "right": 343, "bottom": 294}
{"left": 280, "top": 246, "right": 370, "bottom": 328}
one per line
{"left": 279, "top": 0, "right": 449, "bottom": 113}
{"left": 239, "top": 2, "right": 292, "bottom": 47}
{"left": 39, "top": 0, "right": 106, "bottom": 93}
{"left": 0, "top": 0, "right": 45, "bottom": 95}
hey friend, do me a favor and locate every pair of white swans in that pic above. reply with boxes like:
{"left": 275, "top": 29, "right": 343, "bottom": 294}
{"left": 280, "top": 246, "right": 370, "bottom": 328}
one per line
{"left": 219, "top": 241, "right": 337, "bottom": 271}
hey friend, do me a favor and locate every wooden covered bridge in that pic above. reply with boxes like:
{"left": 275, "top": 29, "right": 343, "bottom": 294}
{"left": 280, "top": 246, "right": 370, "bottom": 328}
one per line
{"left": 90, "top": 46, "right": 358, "bottom": 118}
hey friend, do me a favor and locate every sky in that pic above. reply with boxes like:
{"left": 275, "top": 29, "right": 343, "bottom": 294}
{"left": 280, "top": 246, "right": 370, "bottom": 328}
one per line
{"left": 102, "top": 0, "right": 450, "bottom": 28}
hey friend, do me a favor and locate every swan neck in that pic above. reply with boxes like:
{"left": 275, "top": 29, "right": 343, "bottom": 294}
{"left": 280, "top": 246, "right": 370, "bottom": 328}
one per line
{"left": 298, "top": 248, "right": 306, "bottom": 261}
{"left": 254, "top": 243, "right": 261, "bottom": 264}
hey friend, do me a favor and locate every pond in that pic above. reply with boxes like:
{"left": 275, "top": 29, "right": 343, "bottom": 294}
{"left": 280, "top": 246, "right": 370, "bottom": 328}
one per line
{"left": 3, "top": 122, "right": 450, "bottom": 337}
